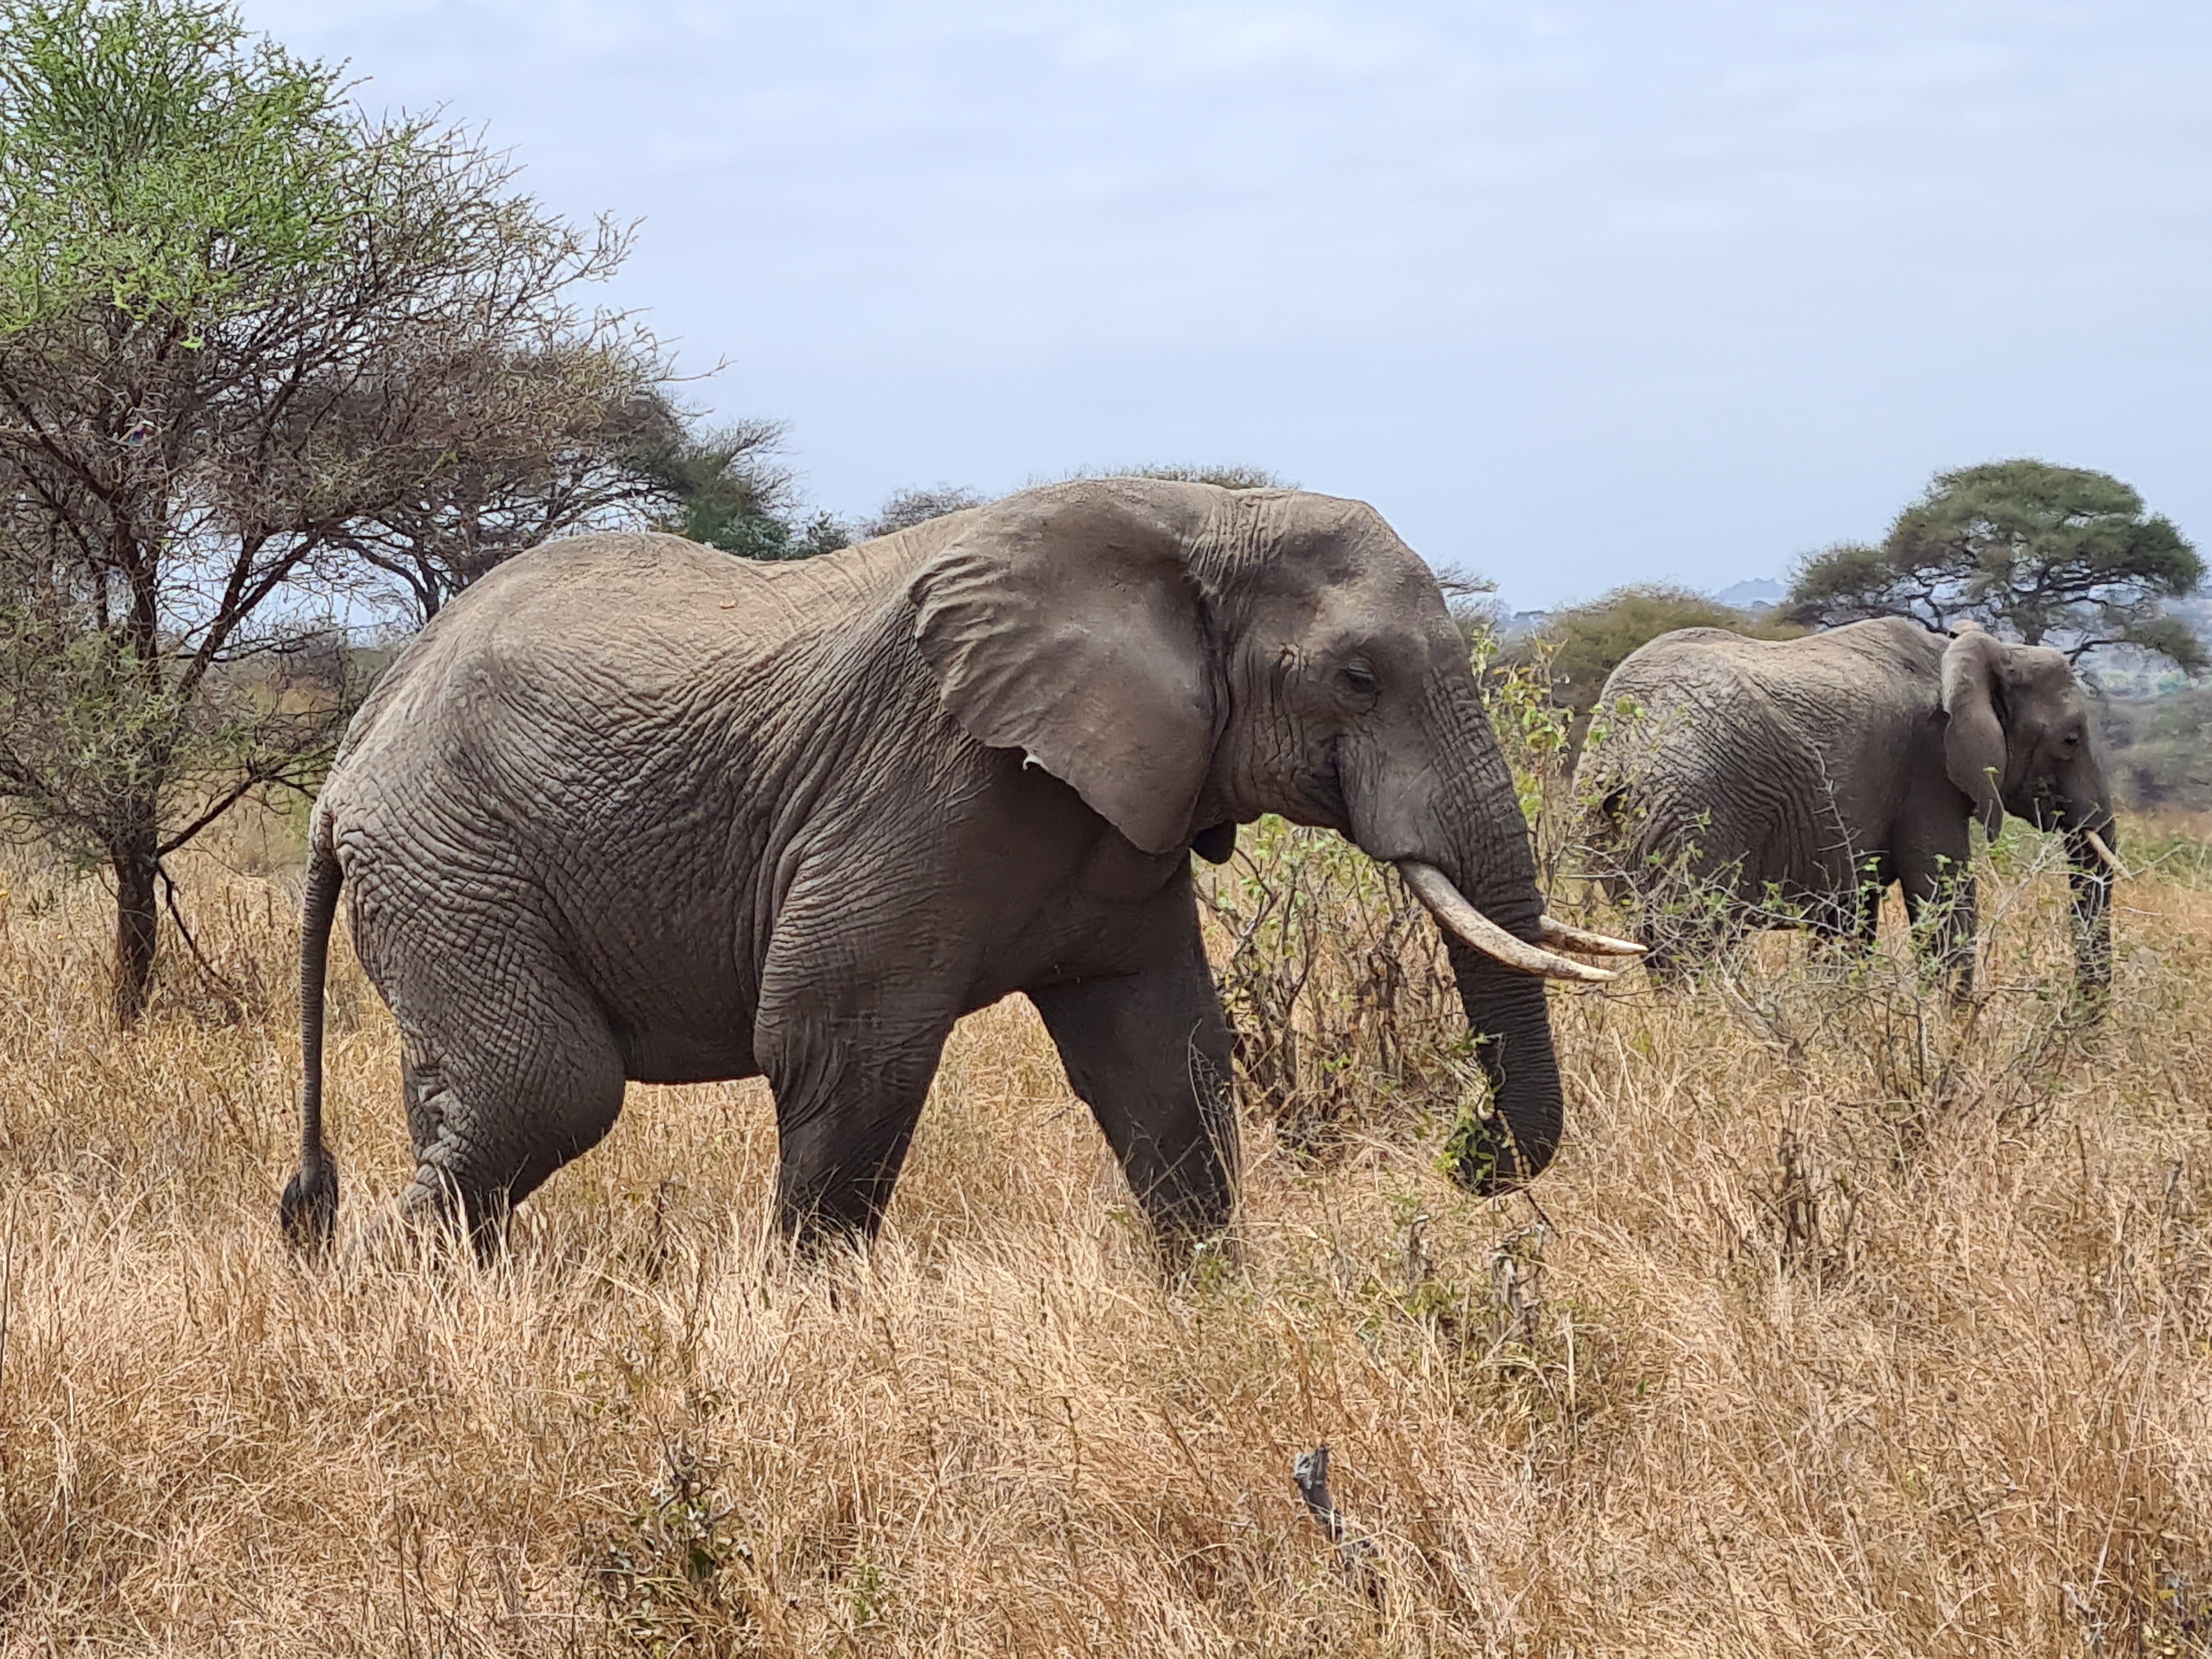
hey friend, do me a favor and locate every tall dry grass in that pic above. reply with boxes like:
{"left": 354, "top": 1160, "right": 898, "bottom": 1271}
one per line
{"left": 0, "top": 819, "right": 2208, "bottom": 1655}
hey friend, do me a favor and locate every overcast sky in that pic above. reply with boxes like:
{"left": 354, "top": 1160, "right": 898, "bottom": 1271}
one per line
{"left": 240, "top": 1, "right": 2211, "bottom": 608}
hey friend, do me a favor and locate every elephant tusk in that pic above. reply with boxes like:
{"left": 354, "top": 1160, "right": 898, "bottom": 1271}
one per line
{"left": 1397, "top": 862, "right": 1619, "bottom": 984}
{"left": 1538, "top": 915, "right": 1647, "bottom": 957}
{"left": 2084, "top": 829, "right": 2130, "bottom": 879}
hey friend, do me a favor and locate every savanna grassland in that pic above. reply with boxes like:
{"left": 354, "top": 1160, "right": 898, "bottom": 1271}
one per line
{"left": 0, "top": 814, "right": 2208, "bottom": 1656}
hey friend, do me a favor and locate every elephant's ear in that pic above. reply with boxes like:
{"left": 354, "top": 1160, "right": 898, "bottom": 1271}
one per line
{"left": 908, "top": 493, "right": 1216, "bottom": 856}
{"left": 1941, "top": 625, "right": 2009, "bottom": 839}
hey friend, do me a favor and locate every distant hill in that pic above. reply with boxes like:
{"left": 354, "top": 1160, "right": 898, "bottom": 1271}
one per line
{"left": 1712, "top": 577, "right": 1785, "bottom": 611}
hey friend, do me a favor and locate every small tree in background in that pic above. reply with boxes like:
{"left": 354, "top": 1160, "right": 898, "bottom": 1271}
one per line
{"left": 1787, "top": 460, "right": 2205, "bottom": 670}
{"left": 0, "top": 0, "right": 667, "bottom": 1022}
{"left": 857, "top": 484, "right": 990, "bottom": 540}
{"left": 1528, "top": 584, "right": 1799, "bottom": 725}
{"left": 630, "top": 416, "right": 852, "bottom": 561}
{"left": 1069, "top": 463, "right": 1290, "bottom": 492}
{"left": 836, "top": 465, "right": 1291, "bottom": 548}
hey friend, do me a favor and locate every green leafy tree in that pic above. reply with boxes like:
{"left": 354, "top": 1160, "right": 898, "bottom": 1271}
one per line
{"left": 635, "top": 419, "right": 853, "bottom": 561}
{"left": 1787, "top": 461, "right": 2205, "bottom": 670}
{"left": 1527, "top": 583, "right": 1799, "bottom": 721}
{"left": 0, "top": 0, "right": 665, "bottom": 1021}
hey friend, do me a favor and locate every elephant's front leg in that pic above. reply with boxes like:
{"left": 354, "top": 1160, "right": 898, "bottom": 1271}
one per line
{"left": 1028, "top": 909, "right": 1238, "bottom": 1264}
{"left": 1900, "top": 849, "right": 1977, "bottom": 1000}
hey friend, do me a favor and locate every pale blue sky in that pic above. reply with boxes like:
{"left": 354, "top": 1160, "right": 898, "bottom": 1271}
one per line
{"left": 242, "top": 1, "right": 2211, "bottom": 608}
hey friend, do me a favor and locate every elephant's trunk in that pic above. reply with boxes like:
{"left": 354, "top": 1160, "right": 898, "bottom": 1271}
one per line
{"left": 1408, "top": 843, "right": 1574, "bottom": 1195}
{"left": 2065, "top": 816, "right": 2117, "bottom": 992}
{"left": 1444, "top": 932, "right": 1570, "bottom": 1192}
{"left": 1348, "top": 679, "right": 1634, "bottom": 1196}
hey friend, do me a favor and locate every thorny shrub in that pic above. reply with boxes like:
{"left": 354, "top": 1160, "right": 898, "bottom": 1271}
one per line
{"left": 589, "top": 1441, "right": 761, "bottom": 1657}
{"left": 1198, "top": 818, "right": 1471, "bottom": 1167}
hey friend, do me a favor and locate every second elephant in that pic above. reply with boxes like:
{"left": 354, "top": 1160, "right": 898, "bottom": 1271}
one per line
{"left": 1575, "top": 617, "right": 2121, "bottom": 988}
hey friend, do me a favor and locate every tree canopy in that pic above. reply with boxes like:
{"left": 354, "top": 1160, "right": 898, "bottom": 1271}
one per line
{"left": 1525, "top": 584, "right": 1799, "bottom": 720}
{"left": 1786, "top": 460, "right": 2205, "bottom": 672}
{"left": 0, "top": 0, "right": 667, "bottom": 1019}
{"left": 858, "top": 484, "right": 989, "bottom": 540}
{"left": 335, "top": 382, "right": 680, "bottom": 624}
{"left": 628, "top": 417, "right": 854, "bottom": 562}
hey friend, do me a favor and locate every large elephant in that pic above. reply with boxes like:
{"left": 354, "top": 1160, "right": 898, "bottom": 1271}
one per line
{"left": 1575, "top": 616, "right": 2122, "bottom": 989}
{"left": 281, "top": 479, "right": 1634, "bottom": 1261}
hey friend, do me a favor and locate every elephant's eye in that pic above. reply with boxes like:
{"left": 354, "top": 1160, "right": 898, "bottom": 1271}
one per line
{"left": 1342, "top": 661, "right": 1378, "bottom": 696}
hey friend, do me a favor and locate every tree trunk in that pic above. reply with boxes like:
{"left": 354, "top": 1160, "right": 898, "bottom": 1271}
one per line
{"left": 112, "top": 838, "right": 159, "bottom": 1026}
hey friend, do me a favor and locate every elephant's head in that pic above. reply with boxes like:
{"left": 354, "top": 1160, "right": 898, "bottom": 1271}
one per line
{"left": 1941, "top": 623, "right": 2120, "bottom": 982}
{"left": 910, "top": 479, "right": 1632, "bottom": 1193}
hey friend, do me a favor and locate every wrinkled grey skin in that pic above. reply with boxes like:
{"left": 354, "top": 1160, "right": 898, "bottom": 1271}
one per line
{"left": 283, "top": 479, "right": 1571, "bottom": 1261}
{"left": 1576, "top": 617, "right": 2117, "bottom": 990}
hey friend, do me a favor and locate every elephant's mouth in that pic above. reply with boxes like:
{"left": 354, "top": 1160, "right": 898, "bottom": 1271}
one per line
{"left": 2015, "top": 782, "right": 2112, "bottom": 834}
{"left": 2008, "top": 781, "right": 2062, "bottom": 832}
{"left": 2023, "top": 788, "right": 2123, "bottom": 874}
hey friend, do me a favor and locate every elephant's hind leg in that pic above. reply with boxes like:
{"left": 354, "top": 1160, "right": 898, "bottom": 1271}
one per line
{"left": 388, "top": 968, "right": 628, "bottom": 1260}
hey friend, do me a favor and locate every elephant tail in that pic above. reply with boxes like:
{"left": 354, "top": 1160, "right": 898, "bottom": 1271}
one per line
{"left": 280, "top": 817, "right": 343, "bottom": 1256}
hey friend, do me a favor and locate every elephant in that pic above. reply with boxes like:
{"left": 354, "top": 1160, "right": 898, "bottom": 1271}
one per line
{"left": 1573, "top": 615, "right": 2123, "bottom": 990}
{"left": 280, "top": 478, "right": 1639, "bottom": 1262}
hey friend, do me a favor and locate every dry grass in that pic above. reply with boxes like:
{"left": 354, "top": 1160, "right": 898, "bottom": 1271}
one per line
{"left": 1, "top": 822, "right": 2209, "bottom": 1656}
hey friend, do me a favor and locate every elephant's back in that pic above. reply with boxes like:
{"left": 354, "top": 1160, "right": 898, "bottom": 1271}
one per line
{"left": 1584, "top": 640, "right": 1802, "bottom": 824}
{"left": 1603, "top": 618, "right": 1939, "bottom": 707}
{"left": 1591, "top": 627, "right": 1788, "bottom": 770}
{"left": 332, "top": 531, "right": 942, "bottom": 774}
{"left": 317, "top": 529, "right": 964, "bottom": 1068}
{"left": 314, "top": 531, "right": 955, "bottom": 917}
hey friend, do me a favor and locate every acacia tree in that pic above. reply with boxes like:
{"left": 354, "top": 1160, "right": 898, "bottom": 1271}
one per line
{"left": 0, "top": 0, "right": 666, "bottom": 1022}
{"left": 1787, "top": 461, "right": 2205, "bottom": 670}
{"left": 355, "top": 397, "right": 865, "bottom": 617}
{"left": 628, "top": 416, "right": 855, "bottom": 562}
{"left": 331, "top": 377, "right": 682, "bottom": 625}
